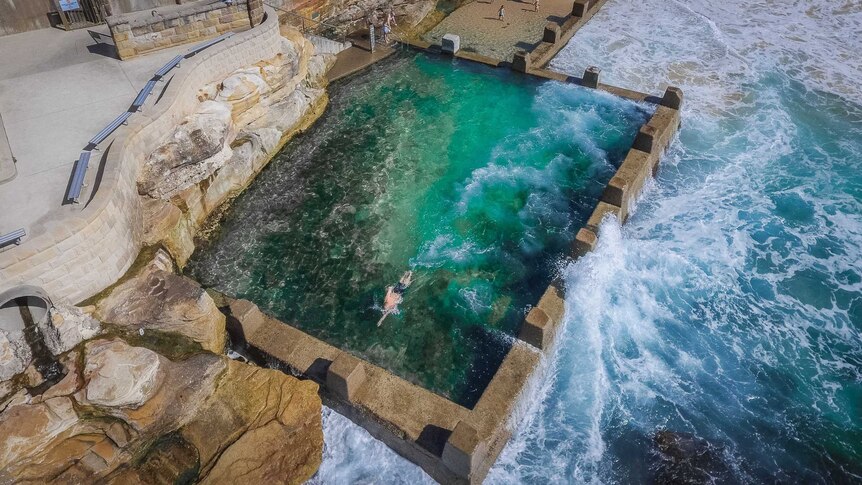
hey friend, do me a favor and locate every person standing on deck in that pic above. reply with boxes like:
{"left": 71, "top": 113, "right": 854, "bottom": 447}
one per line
{"left": 498, "top": 4, "right": 505, "bottom": 21}
{"left": 533, "top": 0, "right": 539, "bottom": 12}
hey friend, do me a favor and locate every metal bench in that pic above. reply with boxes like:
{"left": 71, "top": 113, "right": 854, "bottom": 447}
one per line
{"left": 0, "top": 228, "right": 26, "bottom": 247}
{"left": 132, "top": 79, "right": 158, "bottom": 109}
{"left": 89, "top": 111, "right": 132, "bottom": 147}
{"left": 67, "top": 151, "right": 91, "bottom": 203}
{"left": 186, "top": 33, "right": 233, "bottom": 56}
{"left": 154, "top": 55, "right": 183, "bottom": 79}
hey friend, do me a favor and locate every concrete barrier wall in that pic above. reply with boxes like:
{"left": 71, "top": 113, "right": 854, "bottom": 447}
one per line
{"left": 107, "top": 0, "right": 265, "bottom": 60}
{"left": 521, "top": 84, "right": 683, "bottom": 352}
{"left": 0, "top": 0, "right": 56, "bottom": 36}
{"left": 0, "top": 7, "right": 282, "bottom": 305}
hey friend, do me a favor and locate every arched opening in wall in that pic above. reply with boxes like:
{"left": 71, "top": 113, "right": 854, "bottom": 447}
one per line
{"left": 0, "top": 287, "right": 65, "bottom": 391}
{"left": 0, "top": 295, "right": 50, "bottom": 333}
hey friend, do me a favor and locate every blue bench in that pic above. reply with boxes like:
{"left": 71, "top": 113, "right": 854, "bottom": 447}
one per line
{"left": 89, "top": 111, "right": 132, "bottom": 147}
{"left": 132, "top": 79, "right": 158, "bottom": 109}
{"left": 0, "top": 228, "right": 26, "bottom": 247}
{"left": 186, "top": 33, "right": 233, "bottom": 56}
{"left": 67, "top": 151, "right": 91, "bottom": 203}
{"left": 155, "top": 54, "right": 184, "bottom": 79}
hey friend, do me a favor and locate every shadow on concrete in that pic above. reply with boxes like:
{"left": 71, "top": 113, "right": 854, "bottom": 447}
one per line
{"left": 547, "top": 14, "right": 567, "bottom": 23}
{"left": 154, "top": 75, "right": 174, "bottom": 105}
{"left": 87, "top": 29, "right": 112, "bottom": 43}
{"left": 514, "top": 40, "right": 540, "bottom": 51}
{"left": 84, "top": 141, "right": 111, "bottom": 208}
{"left": 416, "top": 424, "right": 453, "bottom": 456}
{"left": 86, "top": 42, "right": 119, "bottom": 60}
{"left": 86, "top": 30, "right": 118, "bottom": 59}
{"left": 307, "top": 357, "right": 333, "bottom": 383}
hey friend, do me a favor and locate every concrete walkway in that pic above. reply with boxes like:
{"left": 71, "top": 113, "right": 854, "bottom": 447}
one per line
{"left": 0, "top": 26, "right": 191, "bottom": 237}
{"left": 0, "top": 114, "right": 14, "bottom": 185}
{"left": 327, "top": 44, "right": 396, "bottom": 83}
{"left": 424, "top": 0, "right": 575, "bottom": 62}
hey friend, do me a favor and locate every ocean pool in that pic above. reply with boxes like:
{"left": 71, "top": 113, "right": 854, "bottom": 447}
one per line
{"left": 187, "top": 52, "right": 652, "bottom": 406}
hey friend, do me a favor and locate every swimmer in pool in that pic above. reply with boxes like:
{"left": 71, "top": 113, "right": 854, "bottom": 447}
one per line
{"left": 378, "top": 271, "right": 413, "bottom": 326}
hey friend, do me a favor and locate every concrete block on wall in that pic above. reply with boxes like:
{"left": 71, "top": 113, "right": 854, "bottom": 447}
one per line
{"left": 582, "top": 65, "right": 601, "bottom": 88}
{"left": 326, "top": 352, "right": 367, "bottom": 401}
{"left": 543, "top": 23, "right": 561, "bottom": 43}
{"left": 512, "top": 50, "right": 531, "bottom": 73}
{"left": 519, "top": 307, "right": 552, "bottom": 350}
{"left": 572, "top": 0, "right": 590, "bottom": 17}
{"left": 572, "top": 227, "right": 597, "bottom": 258}
{"left": 442, "top": 421, "right": 487, "bottom": 480}
{"left": 661, "top": 86, "right": 684, "bottom": 109}
{"left": 442, "top": 33, "right": 460, "bottom": 54}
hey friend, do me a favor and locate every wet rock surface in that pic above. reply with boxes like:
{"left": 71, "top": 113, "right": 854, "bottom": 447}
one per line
{"left": 653, "top": 429, "right": 730, "bottom": 484}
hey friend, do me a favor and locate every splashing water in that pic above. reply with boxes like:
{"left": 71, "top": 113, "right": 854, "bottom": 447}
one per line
{"left": 312, "top": 0, "right": 862, "bottom": 482}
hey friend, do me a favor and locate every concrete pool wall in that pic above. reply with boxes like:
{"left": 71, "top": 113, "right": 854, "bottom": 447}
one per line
{"left": 223, "top": 56, "right": 682, "bottom": 482}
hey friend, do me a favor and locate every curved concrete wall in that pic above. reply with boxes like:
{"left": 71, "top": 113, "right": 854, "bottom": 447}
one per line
{"left": 0, "top": 7, "right": 281, "bottom": 305}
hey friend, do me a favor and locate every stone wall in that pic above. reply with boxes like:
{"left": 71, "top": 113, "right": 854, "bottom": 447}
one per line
{"left": 0, "top": 0, "right": 55, "bottom": 36}
{"left": 107, "top": 0, "right": 257, "bottom": 60}
{"left": 0, "top": 7, "right": 283, "bottom": 305}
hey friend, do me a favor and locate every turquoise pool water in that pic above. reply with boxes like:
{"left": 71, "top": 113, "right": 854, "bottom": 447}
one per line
{"left": 188, "top": 52, "right": 652, "bottom": 406}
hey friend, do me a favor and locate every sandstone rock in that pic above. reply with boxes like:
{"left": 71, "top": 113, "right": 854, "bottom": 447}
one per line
{"left": 308, "top": 53, "right": 337, "bottom": 88}
{"left": 82, "top": 339, "right": 164, "bottom": 408}
{"left": 0, "top": 328, "right": 30, "bottom": 382}
{"left": 23, "top": 363, "right": 44, "bottom": 388}
{"left": 0, "top": 337, "right": 322, "bottom": 484}
{"left": 327, "top": 0, "right": 435, "bottom": 33}
{"left": 0, "top": 396, "right": 79, "bottom": 470}
{"left": 185, "top": 360, "right": 323, "bottom": 484}
{"left": 217, "top": 69, "right": 269, "bottom": 119}
{"left": 40, "top": 303, "right": 101, "bottom": 355}
{"left": 138, "top": 100, "right": 236, "bottom": 200}
{"left": 95, "top": 260, "right": 226, "bottom": 353}
{"left": 141, "top": 197, "right": 182, "bottom": 246}
{"left": 267, "top": 87, "right": 323, "bottom": 134}
{"left": 164, "top": 210, "right": 199, "bottom": 268}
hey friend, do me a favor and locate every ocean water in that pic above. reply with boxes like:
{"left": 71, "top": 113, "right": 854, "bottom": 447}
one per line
{"left": 313, "top": 0, "right": 862, "bottom": 483}
{"left": 188, "top": 53, "right": 651, "bottom": 406}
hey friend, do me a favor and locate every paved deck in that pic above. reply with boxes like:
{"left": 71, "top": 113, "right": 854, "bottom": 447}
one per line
{"left": 327, "top": 41, "right": 396, "bottom": 83}
{"left": 0, "top": 114, "right": 13, "bottom": 185}
{"left": 424, "top": 0, "right": 576, "bottom": 62}
{"left": 0, "top": 26, "right": 192, "bottom": 236}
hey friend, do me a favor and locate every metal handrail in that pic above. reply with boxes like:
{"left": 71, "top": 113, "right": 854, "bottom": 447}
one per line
{"left": 67, "top": 151, "right": 92, "bottom": 203}
{"left": 263, "top": 2, "right": 351, "bottom": 43}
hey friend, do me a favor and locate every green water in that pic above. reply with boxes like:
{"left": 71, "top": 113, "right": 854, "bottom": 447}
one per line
{"left": 188, "top": 52, "right": 651, "bottom": 406}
